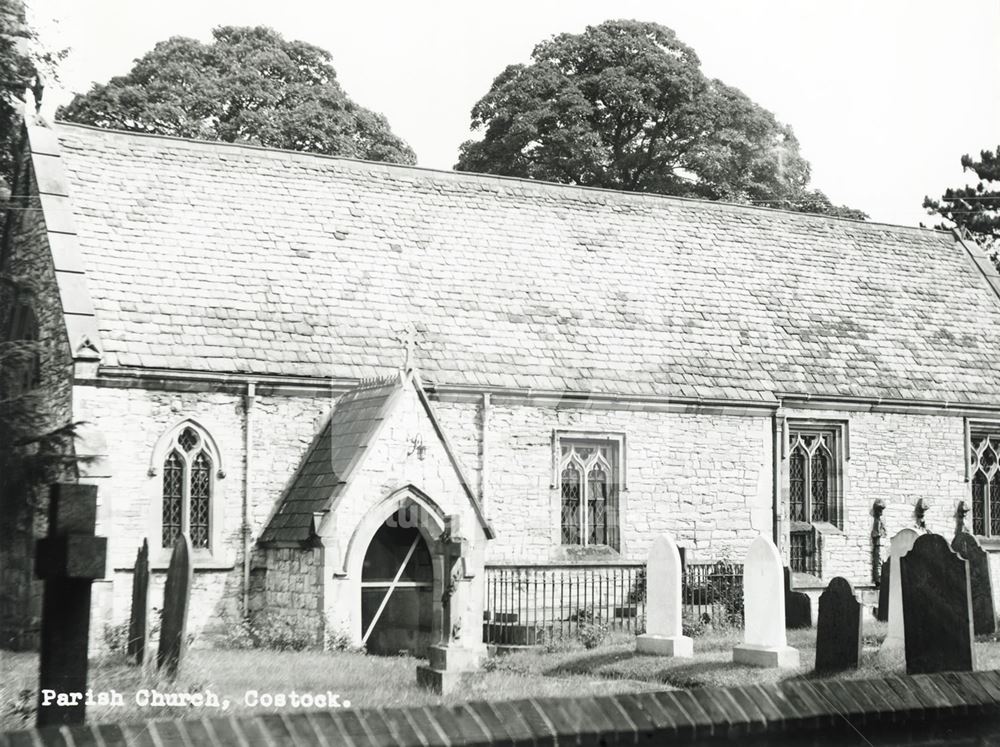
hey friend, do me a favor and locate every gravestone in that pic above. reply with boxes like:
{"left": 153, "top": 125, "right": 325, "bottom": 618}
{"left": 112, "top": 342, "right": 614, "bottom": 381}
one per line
{"left": 814, "top": 577, "right": 862, "bottom": 673}
{"left": 879, "top": 527, "right": 919, "bottom": 661}
{"left": 636, "top": 534, "right": 693, "bottom": 657}
{"left": 157, "top": 533, "right": 193, "bottom": 677}
{"left": 34, "top": 483, "right": 108, "bottom": 727}
{"left": 875, "top": 560, "right": 890, "bottom": 622}
{"left": 783, "top": 566, "right": 812, "bottom": 629}
{"left": 127, "top": 539, "right": 150, "bottom": 665}
{"left": 951, "top": 531, "right": 996, "bottom": 636}
{"left": 732, "top": 536, "right": 799, "bottom": 668}
{"left": 899, "top": 532, "right": 975, "bottom": 674}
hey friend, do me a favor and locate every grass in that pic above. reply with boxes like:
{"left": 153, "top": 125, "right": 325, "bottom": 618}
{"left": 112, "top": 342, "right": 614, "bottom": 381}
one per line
{"left": 4, "top": 620, "right": 1000, "bottom": 732}
{"left": 0, "top": 639, "right": 661, "bottom": 732}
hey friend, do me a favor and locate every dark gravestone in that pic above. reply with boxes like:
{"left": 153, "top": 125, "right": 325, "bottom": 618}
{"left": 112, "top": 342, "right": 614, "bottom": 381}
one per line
{"left": 34, "top": 483, "right": 108, "bottom": 727}
{"left": 157, "top": 533, "right": 193, "bottom": 677}
{"left": 784, "top": 566, "right": 812, "bottom": 629}
{"left": 952, "top": 531, "right": 996, "bottom": 636}
{"left": 899, "top": 532, "right": 975, "bottom": 674}
{"left": 814, "top": 577, "right": 862, "bottom": 673}
{"left": 127, "top": 539, "right": 151, "bottom": 665}
{"left": 875, "top": 560, "right": 890, "bottom": 622}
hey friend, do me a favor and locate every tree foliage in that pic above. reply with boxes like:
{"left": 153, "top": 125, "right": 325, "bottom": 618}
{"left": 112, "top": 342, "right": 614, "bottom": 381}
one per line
{"left": 924, "top": 148, "right": 1000, "bottom": 252}
{"left": 0, "top": 0, "right": 55, "bottom": 191}
{"left": 58, "top": 26, "right": 416, "bottom": 164}
{"left": 457, "top": 20, "right": 866, "bottom": 219}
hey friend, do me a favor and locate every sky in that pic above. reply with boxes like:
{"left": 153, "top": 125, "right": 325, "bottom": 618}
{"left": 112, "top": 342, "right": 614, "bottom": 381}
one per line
{"left": 27, "top": 0, "right": 1000, "bottom": 227}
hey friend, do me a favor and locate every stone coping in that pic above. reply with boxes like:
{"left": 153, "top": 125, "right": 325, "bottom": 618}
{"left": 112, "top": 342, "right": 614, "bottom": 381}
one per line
{"left": 3, "top": 670, "right": 1000, "bottom": 746}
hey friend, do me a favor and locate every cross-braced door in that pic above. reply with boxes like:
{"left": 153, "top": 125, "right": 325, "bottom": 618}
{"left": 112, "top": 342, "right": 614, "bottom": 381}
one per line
{"left": 360, "top": 522, "right": 433, "bottom": 655}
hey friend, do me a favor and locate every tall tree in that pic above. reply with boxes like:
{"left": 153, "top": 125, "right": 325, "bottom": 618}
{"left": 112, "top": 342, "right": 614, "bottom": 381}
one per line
{"left": 0, "top": 0, "right": 53, "bottom": 192}
{"left": 924, "top": 148, "right": 1000, "bottom": 252}
{"left": 457, "top": 20, "right": 866, "bottom": 219}
{"left": 59, "top": 26, "right": 416, "bottom": 164}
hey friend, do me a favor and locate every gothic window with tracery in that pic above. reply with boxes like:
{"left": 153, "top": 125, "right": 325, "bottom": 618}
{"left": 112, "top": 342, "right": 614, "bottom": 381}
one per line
{"left": 160, "top": 424, "right": 214, "bottom": 550}
{"left": 970, "top": 433, "right": 1000, "bottom": 537}
{"left": 559, "top": 440, "right": 619, "bottom": 550}
{"left": 788, "top": 429, "right": 838, "bottom": 526}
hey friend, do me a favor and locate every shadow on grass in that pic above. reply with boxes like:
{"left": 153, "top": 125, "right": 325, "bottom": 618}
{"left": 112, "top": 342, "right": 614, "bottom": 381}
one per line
{"left": 543, "top": 649, "right": 645, "bottom": 678}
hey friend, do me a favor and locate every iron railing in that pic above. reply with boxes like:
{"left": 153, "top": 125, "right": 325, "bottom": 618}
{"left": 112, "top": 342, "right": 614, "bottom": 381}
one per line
{"left": 790, "top": 527, "right": 822, "bottom": 577}
{"left": 483, "top": 560, "right": 744, "bottom": 645}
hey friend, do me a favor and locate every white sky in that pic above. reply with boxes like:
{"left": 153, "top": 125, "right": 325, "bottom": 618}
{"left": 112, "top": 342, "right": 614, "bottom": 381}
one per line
{"left": 29, "top": 0, "right": 1000, "bottom": 227}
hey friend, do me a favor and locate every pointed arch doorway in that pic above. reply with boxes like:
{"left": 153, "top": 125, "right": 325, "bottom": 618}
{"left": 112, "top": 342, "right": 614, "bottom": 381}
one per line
{"left": 360, "top": 519, "right": 434, "bottom": 656}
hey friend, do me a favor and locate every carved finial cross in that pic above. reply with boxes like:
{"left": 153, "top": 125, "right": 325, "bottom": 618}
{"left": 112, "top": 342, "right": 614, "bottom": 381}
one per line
{"left": 394, "top": 322, "right": 419, "bottom": 372}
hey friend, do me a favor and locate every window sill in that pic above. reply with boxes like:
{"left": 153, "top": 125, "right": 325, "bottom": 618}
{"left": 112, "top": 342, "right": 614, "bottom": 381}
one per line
{"left": 812, "top": 521, "right": 845, "bottom": 536}
{"left": 115, "top": 550, "right": 234, "bottom": 573}
{"left": 550, "top": 544, "right": 622, "bottom": 563}
{"left": 976, "top": 537, "right": 1000, "bottom": 551}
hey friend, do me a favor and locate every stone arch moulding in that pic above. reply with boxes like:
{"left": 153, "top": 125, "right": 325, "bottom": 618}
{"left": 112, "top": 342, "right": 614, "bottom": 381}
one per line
{"left": 340, "top": 484, "right": 448, "bottom": 579}
{"left": 335, "top": 484, "right": 449, "bottom": 645}
{"left": 147, "top": 417, "right": 226, "bottom": 479}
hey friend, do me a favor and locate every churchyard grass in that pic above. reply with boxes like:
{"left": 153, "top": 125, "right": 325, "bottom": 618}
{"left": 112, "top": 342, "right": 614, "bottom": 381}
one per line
{"left": 5, "top": 620, "right": 1000, "bottom": 731}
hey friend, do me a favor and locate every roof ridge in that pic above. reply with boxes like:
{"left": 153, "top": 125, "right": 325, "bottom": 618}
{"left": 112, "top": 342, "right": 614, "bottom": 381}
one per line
{"left": 50, "top": 119, "right": 945, "bottom": 235}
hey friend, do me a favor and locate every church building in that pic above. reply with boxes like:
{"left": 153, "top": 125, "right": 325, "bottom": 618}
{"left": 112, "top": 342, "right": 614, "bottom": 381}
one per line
{"left": 4, "top": 118, "right": 1000, "bottom": 651}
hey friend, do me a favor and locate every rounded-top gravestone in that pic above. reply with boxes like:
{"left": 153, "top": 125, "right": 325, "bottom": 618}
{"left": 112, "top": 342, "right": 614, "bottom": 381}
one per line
{"left": 814, "top": 577, "right": 862, "bottom": 673}
{"left": 732, "top": 536, "right": 799, "bottom": 668}
{"left": 879, "top": 527, "right": 919, "bottom": 663}
{"left": 636, "top": 533, "right": 692, "bottom": 657}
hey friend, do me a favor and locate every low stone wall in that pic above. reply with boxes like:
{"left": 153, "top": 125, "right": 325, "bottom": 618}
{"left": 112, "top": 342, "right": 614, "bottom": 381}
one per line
{"left": 248, "top": 547, "right": 325, "bottom": 646}
{"left": 4, "top": 671, "right": 1000, "bottom": 746}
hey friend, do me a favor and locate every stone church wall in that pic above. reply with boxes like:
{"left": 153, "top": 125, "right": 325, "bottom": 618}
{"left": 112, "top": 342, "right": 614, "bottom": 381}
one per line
{"left": 433, "top": 399, "right": 974, "bottom": 590}
{"left": 781, "top": 407, "right": 969, "bottom": 585}
{"left": 0, "top": 157, "right": 75, "bottom": 650}
{"left": 69, "top": 383, "right": 330, "bottom": 645}
{"left": 248, "top": 547, "right": 325, "bottom": 647}
{"left": 44, "top": 376, "right": 980, "bottom": 647}
{"left": 432, "top": 399, "right": 774, "bottom": 566}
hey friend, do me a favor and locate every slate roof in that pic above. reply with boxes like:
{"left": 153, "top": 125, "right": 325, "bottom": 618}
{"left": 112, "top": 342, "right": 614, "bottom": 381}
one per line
{"left": 260, "top": 371, "right": 492, "bottom": 545}
{"left": 259, "top": 375, "right": 401, "bottom": 544}
{"left": 45, "top": 121, "right": 1000, "bottom": 404}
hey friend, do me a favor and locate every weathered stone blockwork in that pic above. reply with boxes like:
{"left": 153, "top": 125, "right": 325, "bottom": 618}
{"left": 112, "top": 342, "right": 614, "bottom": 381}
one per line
{"left": 781, "top": 408, "right": 968, "bottom": 584}
{"left": 434, "top": 399, "right": 773, "bottom": 565}
{"left": 0, "top": 152, "right": 75, "bottom": 650}
{"left": 69, "top": 382, "right": 331, "bottom": 644}
{"left": 249, "top": 547, "right": 324, "bottom": 647}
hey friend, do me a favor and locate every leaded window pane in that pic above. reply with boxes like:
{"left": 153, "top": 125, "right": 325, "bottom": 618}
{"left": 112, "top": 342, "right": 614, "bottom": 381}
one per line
{"left": 811, "top": 450, "right": 829, "bottom": 523}
{"left": 190, "top": 451, "right": 212, "bottom": 549}
{"left": 971, "top": 434, "right": 1000, "bottom": 537}
{"left": 162, "top": 450, "right": 184, "bottom": 548}
{"left": 178, "top": 427, "right": 199, "bottom": 452}
{"left": 972, "top": 472, "right": 987, "bottom": 536}
{"left": 587, "top": 466, "right": 608, "bottom": 545}
{"left": 561, "top": 464, "right": 581, "bottom": 545}
{"left": 789, "top": 448, "right": 806, "bottom": 522}
{"left": 991, "top": 478, "right": 1000, "bottom": 538}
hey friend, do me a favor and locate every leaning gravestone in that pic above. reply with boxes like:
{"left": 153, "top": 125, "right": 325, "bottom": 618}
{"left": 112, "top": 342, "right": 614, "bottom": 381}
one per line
{"left": 636, "top": 534, "right": 693, "bottom": 657}
{"left": 783, "top": 566, "right": 812, "bottom": 629}
{"left": 879, "top": 527, "right": 919, "bottom": 662}
{"left": 814, "top": 577, "right": 862, "bottom": 673}
{"left": 733, "top": 536, "right": 799, "bottom": 668}
{"left": 899, "top": 532, "right": 975, "bottom": 674}
{"left": 875, "top": 559, "right": 890, "bottom": 622}
{"left": 157, "top": 533, "right": 193, "bottom": 677}
{"left": 952, "top": 531, "right": 997, "bottom": 636}
{"left": 127, "top": 539, "right": 150, "bottom": 665}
